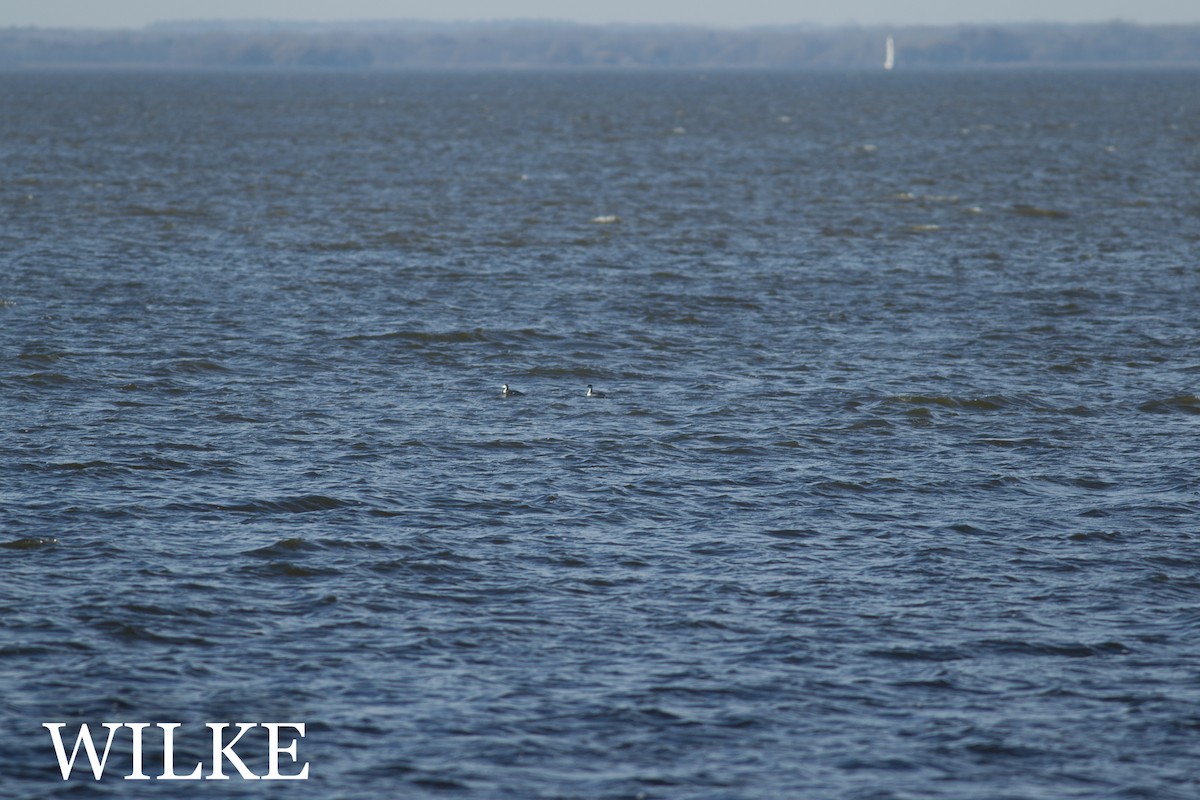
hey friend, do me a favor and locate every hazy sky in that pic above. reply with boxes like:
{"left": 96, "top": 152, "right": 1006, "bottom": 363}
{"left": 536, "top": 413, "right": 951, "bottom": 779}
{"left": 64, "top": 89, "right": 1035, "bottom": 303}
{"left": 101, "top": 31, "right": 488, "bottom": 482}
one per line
{"left": 3, "top": 1, "right": 1198, "bottom": 29}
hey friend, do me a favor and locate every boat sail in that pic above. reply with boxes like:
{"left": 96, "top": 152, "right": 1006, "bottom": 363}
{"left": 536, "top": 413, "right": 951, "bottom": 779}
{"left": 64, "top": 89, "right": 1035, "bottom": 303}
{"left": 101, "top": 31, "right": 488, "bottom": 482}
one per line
{"left": 884, "top": 36, "right": 895, "bottom": 70}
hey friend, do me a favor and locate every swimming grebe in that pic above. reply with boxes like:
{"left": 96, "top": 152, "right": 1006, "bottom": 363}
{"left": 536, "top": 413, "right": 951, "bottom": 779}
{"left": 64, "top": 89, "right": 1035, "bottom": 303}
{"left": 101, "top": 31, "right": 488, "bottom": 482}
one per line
{"left": 586, "top": 384, "right": 606, "bottom": 398}
{"left": 502, "top": 384, "right": 524, "bottom": 397}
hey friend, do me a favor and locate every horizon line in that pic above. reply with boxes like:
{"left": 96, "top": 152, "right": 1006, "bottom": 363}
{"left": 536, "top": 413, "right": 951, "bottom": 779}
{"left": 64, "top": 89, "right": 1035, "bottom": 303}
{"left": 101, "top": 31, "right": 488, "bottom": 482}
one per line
{"left": 3, "top": 16, "right": 1190, "bottom": 33}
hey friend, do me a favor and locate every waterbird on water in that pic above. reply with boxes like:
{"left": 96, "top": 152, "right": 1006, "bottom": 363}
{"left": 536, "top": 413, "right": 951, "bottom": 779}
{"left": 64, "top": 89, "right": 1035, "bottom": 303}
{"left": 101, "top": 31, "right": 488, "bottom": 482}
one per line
{"left": 502, "top": 383, "right": 523, "bottom": 397}
{"left": 586, "top": 385, "right": 607, "bottom": 398}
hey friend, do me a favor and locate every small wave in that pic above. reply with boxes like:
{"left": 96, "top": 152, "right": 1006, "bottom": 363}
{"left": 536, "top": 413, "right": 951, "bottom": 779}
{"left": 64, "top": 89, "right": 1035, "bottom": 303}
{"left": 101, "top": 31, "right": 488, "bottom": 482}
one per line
{"left": 847, "top": 418, "right": 893, "bottom": 431}
{"left": 0, "top": 536, "right": 58, "bottom": 550}
{"left": 411, "top": 777, "right": 471, "bottom": 792}
{"left": 968, "top": 743, "right": 1050, "bottom": 762}
{"left": 123, "top": 602, "right": 217, "bottom": 619}
{"left": 213, "top": 412, "right": 262, "bottom": 423}
{"left": 979, "top": 639, "right": 1132, "bottom": 658}
{"left": 246, "top": 537, "right": 312, "bottom": 556}
{"left": 976, "top": 437, "right": 1049, "bottom": 448}
{"left": 342, "top": 328, "right": 490, "bottom": 344}
{"left": 1011, "top": 204, "right": 1069, "bottom": 219}
{"left": 1039, "top": 475, "right": 1118, "bottom": 491}
{"left": 92, "top": 620, "right": 211, "bottom": 646}
{"left": 303, "top": 239, "right": 365, "bottom": 252}
{"left": 154, "top": 441, "right": 216, "bottom": 452}
{"left": 14, "top": 372, "right": 73, "bottom": 386}
{"left": 369, "top": 559, "right": 466, "bottom": 577}
{"left": 246, "top": 536, "right": 389, "bottom": 557}
{"left": 0, "top": 645, "right": 54, "bottom": 657}
{"left": 41, "top": 460, "right": 139, "bottom": 476}
{"left": 47, "top": 460, "right": 109, "bottom": 471}
{"left": 820, "top": 224, "right": 864, "bottom": 238}
{"left": 1068, "top": 530, "right": 1122, "bottom": 542}
{"left": 174, "top": 358, "right": 229, "bottom": 373}
{"left": 17, "top": 349, "right": 71, "bottom": 364}
{"left": 523, "top": 365, "right": 601, "bottom": 378}
{"left": 665, "top": 617, "right": 732, "bottom": 631}
{"left": 342, "top": 327, "right": 557, "bottom": 346}
{"left": 370, "top": 230, "right": 434, "bottom": 247}
{"left": 125, "top": 204, "right": 207, "bottom": 218}
{"left": 1137, "top": 395, "right": 1200, "bottom": 414}
{"left": 477, "top": 439, "right": 532, "bottom": 450}
{"left": 868, "top": 646, "right": 968, "bottom": 662}
{"left": 240, "top": 561, "right": 343, "bottom": 578}
{"left": 127, "top": 456, "right": 189, "bottom": 471}
{"left": 814, "top": 479, "right": 873, "bottom": 494}
{"left": 764, "top": 528, "right": 818, "bottom": 539}
{"left": 218, "top": 495, "right": 358, "bottom": 514}
{"left": 881, "top": 394, "right": 1009, "bottom": 412}
{"left": 699, "top": 295, "right": 763, "bottom": 311}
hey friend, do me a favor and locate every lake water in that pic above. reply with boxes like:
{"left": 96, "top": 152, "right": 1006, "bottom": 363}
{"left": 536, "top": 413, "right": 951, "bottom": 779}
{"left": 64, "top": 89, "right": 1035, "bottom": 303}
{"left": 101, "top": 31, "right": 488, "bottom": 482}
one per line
{"left": 2, "top": 69, "right": 1199, "bottom": 799}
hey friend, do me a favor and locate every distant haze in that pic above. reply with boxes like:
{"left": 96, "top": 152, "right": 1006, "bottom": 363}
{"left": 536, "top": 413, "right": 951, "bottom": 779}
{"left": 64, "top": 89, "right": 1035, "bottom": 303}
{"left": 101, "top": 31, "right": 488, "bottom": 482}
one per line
{"left": 4, "top": 0, "right": 1198, "bottom": 29}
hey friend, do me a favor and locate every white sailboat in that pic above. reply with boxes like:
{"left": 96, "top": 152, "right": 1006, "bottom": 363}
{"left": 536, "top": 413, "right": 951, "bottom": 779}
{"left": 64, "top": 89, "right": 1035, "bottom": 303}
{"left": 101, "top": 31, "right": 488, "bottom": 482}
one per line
{"left": 884, "top": 36, "right": 895, "bottom": 71}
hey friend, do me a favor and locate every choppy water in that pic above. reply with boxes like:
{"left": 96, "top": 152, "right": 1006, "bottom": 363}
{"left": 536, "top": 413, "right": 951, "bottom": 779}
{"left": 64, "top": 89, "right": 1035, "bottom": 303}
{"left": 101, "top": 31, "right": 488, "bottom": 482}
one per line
{"left": 2, "top": 69, "right": 1199, "bottom": 799}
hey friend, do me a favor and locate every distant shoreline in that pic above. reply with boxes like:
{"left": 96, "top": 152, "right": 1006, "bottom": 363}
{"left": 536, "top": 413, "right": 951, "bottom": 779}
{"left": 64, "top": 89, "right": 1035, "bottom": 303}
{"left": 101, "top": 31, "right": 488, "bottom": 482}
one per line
{"left": 2, "top": 20, "right": 1199, "bottom": 70}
